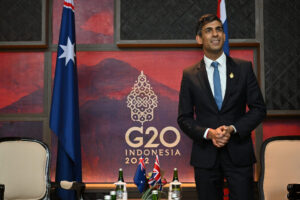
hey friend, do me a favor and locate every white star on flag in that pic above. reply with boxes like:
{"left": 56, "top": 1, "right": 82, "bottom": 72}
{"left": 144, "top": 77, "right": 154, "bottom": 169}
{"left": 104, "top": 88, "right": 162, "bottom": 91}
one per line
{"left": 59, "top": 37, "right": 75, "bottom": 66}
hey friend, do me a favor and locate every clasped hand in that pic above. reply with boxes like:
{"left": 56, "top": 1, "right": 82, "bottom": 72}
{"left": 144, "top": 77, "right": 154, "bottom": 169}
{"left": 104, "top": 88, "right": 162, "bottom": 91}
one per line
{"left": 207, "top": 125, "right": 233, "bottom": 148}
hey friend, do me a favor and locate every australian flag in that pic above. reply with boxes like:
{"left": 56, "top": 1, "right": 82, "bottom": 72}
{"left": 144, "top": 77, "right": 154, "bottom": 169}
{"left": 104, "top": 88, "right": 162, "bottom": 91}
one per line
{"left": 50, "top": 0, "right": 82, "bottom": 200}
{"left": 148, "top": 155, "right": 162, "bottom": 191}
{"left": 134, "top": 157, "right": 147, "bottom": 193}
{"left": 217, "top": 0, "right": 230, "bottom": 55}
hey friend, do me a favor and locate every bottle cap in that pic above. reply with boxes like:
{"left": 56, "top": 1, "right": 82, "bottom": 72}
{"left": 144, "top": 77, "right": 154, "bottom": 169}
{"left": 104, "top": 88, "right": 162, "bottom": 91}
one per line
{"left": 171, "top": 193, "right": 177, "bottom": 197}
{"left": 174, "top": 168, "right": 177, "bottom": 170}
{"left": 119, "top": 168, "right": 123, "bottom": 171}
{"left": 110, "top": 191, "right": 116, "bottom": 195}
{"left": 152, "top": 190, "right": 158, "bottom": 194}
{"left": 104, "top": 195, "right": 111, "bottom": 200}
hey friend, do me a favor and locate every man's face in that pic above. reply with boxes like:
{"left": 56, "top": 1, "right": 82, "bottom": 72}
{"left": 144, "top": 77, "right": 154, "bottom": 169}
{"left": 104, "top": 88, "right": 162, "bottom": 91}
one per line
{"left": 196, "top": 20, "right": 225, "bottom": 56}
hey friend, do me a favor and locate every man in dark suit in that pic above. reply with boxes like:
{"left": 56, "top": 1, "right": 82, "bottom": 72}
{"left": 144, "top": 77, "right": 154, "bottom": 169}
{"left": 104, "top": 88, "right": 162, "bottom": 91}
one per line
{"left": 177, "top": 14, "right": 266, "bottom": 200}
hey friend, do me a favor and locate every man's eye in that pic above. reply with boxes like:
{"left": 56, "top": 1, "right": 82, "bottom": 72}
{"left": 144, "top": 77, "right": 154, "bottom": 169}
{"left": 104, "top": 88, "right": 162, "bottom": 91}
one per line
{"left": 205, "top": 29, "right": 212, "bottom": 33}
{"left": 216, "top": 27, "right": 223, "bottom": 32}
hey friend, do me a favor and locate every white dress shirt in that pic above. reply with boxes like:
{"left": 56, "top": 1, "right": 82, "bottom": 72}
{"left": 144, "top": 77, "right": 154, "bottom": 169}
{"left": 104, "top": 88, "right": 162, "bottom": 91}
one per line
{"left": 204, "top": 52, "right": 227, "bottom": 100}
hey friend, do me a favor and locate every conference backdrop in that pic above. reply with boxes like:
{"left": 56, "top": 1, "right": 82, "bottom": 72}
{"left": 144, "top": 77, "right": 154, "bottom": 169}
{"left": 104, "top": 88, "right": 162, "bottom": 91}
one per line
{"left": 50, "top": 50, "right": 254, "bottom": 182}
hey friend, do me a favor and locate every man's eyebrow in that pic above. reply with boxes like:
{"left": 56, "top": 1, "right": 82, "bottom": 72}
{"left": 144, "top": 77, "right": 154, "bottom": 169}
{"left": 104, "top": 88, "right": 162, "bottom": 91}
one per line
{"left": 203, "top": 26, "right": 223, "bottom": 30}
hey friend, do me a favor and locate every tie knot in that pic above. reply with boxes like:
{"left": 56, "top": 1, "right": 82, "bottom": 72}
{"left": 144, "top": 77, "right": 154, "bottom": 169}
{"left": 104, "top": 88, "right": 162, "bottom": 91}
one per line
{"left": 211, "top": 61, "right": 219, "bottom": 69}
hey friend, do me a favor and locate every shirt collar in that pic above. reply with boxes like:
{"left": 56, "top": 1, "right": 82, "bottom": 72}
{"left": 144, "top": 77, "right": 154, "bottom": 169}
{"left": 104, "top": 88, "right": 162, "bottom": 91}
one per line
{"left": 204, "top": 52, "right": 226, "bottom": 69}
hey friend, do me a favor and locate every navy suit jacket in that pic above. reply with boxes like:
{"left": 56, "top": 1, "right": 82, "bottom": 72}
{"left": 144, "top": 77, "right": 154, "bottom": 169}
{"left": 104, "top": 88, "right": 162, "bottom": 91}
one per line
{"left": 177, "top": 56, "right": 266, "bottom": 168}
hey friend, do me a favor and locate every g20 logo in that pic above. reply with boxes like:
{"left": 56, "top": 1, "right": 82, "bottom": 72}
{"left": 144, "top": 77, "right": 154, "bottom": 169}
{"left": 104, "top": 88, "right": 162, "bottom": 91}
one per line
{"left": 125, "top": 126, "right": 181, "bottom": 148}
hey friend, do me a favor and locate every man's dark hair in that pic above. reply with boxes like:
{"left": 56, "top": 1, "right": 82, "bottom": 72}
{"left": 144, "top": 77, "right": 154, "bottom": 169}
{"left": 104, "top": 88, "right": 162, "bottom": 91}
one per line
{"left": 195, "top": 14, "right": 222, "bottom": 36}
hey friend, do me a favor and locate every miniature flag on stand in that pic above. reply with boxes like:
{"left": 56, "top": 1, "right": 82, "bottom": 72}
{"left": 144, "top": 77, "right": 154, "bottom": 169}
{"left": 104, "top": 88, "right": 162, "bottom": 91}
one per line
{"left": 50, "top": 0, "right": 82, "bottom": 199}
{"left": 217, "top": 0, "right": 230, "bottom": 55}
{"left": 134, "top": 157, "right": 147, "bottom": 193}
{"left": 148, "top": 155, "right": 162, "bottom": 191}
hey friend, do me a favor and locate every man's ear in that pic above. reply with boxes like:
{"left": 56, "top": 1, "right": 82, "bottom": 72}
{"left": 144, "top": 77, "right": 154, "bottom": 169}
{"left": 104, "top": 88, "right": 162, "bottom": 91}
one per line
{"left": 196, "top": 35, "right": 202, "bottom": 45}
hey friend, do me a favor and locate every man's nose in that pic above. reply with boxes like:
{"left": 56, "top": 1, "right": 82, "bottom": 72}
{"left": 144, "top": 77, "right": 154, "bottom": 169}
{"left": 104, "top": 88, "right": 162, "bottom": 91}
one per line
{"left": 212, "top": 29, "right": 218, "bottom": 36}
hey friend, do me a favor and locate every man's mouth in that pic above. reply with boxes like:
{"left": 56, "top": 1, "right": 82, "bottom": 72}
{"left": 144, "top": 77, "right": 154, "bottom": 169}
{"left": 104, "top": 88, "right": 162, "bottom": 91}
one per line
{"left": 211, "top": 39, "right": 220, "bottom": 45}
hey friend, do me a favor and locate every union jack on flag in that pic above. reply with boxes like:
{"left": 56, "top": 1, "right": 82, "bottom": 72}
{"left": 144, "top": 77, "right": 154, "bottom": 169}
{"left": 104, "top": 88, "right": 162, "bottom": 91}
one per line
{"left": 217, "top": 0, "right": 230, "bottom": 55}
{"left": 148, "top": 155, "right": 162, "bottom": 190}
{"left": 133, "top": 157, "right": 147, "bottom": 193}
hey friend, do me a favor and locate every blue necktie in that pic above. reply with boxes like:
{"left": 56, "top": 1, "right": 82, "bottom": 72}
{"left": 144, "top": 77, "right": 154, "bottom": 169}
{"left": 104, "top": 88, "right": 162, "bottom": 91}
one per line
{"left": 211, "top": 61, "right": 222, "bottom": 110}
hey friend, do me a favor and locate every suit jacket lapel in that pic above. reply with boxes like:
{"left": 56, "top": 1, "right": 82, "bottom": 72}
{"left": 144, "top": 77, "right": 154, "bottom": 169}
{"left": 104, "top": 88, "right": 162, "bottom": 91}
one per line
{"left": 197, "top": 59, "right": 219, "bottom": 110}
{"left": 222, "top": 56, "right": 239, "bottom": 110}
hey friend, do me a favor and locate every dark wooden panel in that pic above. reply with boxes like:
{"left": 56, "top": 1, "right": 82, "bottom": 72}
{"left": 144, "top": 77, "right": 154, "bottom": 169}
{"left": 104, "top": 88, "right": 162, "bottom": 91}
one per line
{"left": 264, "top": 0, "right": 300, "bottom": 113}
{"left": 0, "top": 0, "right": 47, "bottom": 48}
{"left": 118, "top": 0, "right": 255, "bottom": 45}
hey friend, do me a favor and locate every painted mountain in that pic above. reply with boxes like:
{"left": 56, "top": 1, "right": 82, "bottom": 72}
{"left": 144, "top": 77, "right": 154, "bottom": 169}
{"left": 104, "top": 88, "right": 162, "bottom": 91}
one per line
{"left": 52, "top": 0, "right": 114, "bottom": 44}
{"left": 0, "top": 52, "right": 44, "bottom": 114}
{"left": 0, "top": 121, "right": 43, "bottom": 140}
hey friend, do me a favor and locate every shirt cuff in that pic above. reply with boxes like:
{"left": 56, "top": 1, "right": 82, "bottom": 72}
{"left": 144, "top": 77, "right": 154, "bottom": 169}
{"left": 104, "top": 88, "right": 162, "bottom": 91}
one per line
{"left": 231, "top": 125, "right": 237, "bottom": 134}
{"left": 204, "top": 128, "right": 210, "bottom": 139}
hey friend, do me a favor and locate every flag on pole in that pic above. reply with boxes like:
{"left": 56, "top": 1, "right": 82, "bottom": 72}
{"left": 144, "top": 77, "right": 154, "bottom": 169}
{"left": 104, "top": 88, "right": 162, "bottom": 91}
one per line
{"left": 217, "top": 0, "right": 230, "bottom": 55}
{"left": 50, "top": 0, "right": 82, "bottom": 199}
{"left": 134, "top": 157, "right": 147, "bottom": 193}
{"left": 148, "top": 155, "right": 162, "bottom": 191}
